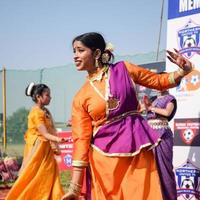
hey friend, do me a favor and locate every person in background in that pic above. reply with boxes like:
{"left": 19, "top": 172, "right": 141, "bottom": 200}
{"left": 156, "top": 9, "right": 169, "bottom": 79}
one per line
{"left": 143, "top": 88, "right": 177, "bottom": 200}
{"left": 61, "top": 32, "right": 194, "bottom": 200}
{"left": 6, "top": 83, "right": 68, "bottom": 200}
{"left": 0, "top": 157, "right": 19, "bottom": 183}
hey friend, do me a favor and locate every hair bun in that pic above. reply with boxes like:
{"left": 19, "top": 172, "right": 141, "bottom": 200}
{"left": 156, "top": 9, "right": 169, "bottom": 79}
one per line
{"left": 26, "top": 82, "right": 35, "bottom": 96}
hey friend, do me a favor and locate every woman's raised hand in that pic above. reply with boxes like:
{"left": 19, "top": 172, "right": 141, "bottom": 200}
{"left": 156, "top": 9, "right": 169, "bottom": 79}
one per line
{"left": 167, "top": 48, "right": 193, "bottom": 73}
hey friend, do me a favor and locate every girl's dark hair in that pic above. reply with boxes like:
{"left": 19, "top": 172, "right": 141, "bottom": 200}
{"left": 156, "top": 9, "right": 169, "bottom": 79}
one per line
{"left": 25, "top": 83, "right": 49, "bottom": 102}
{"left": 72, "top": 32, "right": 114, "bottom": 65}
{"left": 149, "top": 95, "right": 157, "bottom": 103}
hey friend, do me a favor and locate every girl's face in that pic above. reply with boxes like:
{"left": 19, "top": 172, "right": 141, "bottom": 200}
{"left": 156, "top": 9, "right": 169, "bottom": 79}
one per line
{"left": 37, "top": 88, "right": 51, "bottom": 106}
{"left": 73, "top": 40, "right": 96, "bottom": 73}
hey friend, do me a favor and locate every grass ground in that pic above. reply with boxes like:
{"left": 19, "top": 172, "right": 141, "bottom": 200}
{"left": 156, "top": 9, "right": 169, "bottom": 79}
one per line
{"left": 60, "top": 170, "right": 72, "bottom": 192}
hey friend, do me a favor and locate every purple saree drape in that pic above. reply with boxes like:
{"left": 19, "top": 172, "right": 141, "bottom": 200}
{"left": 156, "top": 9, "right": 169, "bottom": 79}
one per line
{"left": 92, "top": 62, "right": 161, "bottom": 155}
{"left": 147, "top": 94, "right": 177, "bottom": 200}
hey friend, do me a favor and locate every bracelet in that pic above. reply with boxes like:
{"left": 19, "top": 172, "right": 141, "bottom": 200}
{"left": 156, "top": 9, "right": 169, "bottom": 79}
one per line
{"left": 177, "top": 63, "right": 195, "bottom": 77}
{"left": 73, "top": 167, "right": 84, "bottom": 172}
{"left": 177, "top": 68, "right": 186, "bottom": 77}
{"left": 68, "top": 182, "right": 82, "bottom": 195}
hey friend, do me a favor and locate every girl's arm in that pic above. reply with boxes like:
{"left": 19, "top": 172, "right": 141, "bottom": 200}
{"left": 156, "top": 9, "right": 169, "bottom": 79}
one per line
{"left": 37, "top": 124, "right": 66, "bottom": 142}
{"left": 148, "top": 102, "right": 174, "bottom": 117}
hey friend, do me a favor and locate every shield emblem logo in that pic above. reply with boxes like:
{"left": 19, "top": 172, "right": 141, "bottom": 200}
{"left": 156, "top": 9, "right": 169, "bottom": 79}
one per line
{"left": 175, "top": 160, "right": 200, "bottom": 200}
{"left": 177, "top": 19, "right": 200, "bottom": 58}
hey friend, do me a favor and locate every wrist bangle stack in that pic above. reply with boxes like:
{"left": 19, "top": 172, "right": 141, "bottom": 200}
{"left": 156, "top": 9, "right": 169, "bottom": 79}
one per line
{"left": 68, "top": 181, "right": 82, "bottom": 195}
{"left": 177, "top": 63, "right": 195, "bottom": 77}
{"left": 177, "top": 68, "right": 186, "bottom": 77}
{"left": 73, "top": 167, "right": 84, "bottom": 172}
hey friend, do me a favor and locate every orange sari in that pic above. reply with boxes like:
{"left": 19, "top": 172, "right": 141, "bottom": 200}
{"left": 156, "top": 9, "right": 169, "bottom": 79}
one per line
{"left": 6, "top": 107, "right": 64, "bottom": 200}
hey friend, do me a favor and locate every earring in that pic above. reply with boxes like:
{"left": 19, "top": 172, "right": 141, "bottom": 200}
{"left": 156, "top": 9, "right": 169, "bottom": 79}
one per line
{"left": 95, "top": 59, "right": 99, "bottom": 68}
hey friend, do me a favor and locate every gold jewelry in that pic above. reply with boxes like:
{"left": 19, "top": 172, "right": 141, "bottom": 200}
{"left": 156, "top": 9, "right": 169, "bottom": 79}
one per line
{"left": 177, "top": 68, "right": 186, "bottom": 77}
{"left": 177, "top": 63, "right": 195, "bottom": 77}
{"left": 102, "top": 52, "right": 110, "bottom": 64}
{"left": 50, "top": 141, "right": 61, "bottom": 155}
{"left": 105, "top": 42, "right": 114, "bottom": 52}
{"left": 107, "top": 96, "right": 120, "bottom": 110}
{"left": 169, "top": 72, "right": 176, "bottom": 84}
{"left": 95, "top": 59, "right": 99, "bottom": 68}
{"left": 73, "top": 167, "right": 84, "bottom": 172}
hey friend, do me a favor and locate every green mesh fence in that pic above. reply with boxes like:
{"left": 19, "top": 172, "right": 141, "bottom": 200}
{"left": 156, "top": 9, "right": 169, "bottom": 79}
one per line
{"left": 0, "top": 53, "right": 166, "bottom": 156}
{"left": 0, "top": 64, "right": 86, "bottom": 155}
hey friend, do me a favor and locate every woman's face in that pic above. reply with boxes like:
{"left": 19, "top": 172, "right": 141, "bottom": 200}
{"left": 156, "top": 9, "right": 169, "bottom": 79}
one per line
{"left": 73, "top": 40, "right": 96, "bottom": 72}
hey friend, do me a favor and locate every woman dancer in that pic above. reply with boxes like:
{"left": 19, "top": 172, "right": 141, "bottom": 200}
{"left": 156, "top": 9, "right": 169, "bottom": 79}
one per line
{"left": 62, "top": 32, "right": 193, "bottom": 200}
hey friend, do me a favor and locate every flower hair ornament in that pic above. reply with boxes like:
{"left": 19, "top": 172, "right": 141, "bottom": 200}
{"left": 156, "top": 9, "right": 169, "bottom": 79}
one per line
{"left": 27, "top": 82, "right": 35, "bottom": 96}
{"left": 105, "top": 42, "right": 114, "bottom": 52}
{"left": 101, "top": 42, "right": 114, "bottom": 64}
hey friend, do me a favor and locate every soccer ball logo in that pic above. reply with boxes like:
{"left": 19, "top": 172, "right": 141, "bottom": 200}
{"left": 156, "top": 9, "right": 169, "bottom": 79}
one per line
{"left": 181, "top": 178, "right": 195, "bottom": 189}
{"left": 183, "top": 129, "right": 194, "bottom": 143}
{"left": 183, "top": 36, "right": 196, "bottom": 48}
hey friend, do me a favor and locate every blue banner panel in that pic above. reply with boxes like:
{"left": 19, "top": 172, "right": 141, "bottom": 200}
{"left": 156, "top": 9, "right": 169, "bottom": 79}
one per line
{"left": 168, "top": 0, "right": 200, "bottom": 19}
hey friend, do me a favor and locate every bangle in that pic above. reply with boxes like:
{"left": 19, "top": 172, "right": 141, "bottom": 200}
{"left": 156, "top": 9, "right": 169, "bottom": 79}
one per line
{"left": 73, "top": 167, "right": 84, "bottom": 172}
{"left": 68, "top": 181, "right": 82, "bottom": 195}
{"left": 177, "top": 68, "right": 186, "bottom": 77}
{"left": 177, "top": 63, "right": 195, "bottom": 77}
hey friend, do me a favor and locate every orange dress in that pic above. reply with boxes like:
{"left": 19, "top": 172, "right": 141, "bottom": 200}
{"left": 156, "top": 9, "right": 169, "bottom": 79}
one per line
{"left": 72, "top": 61, "right": 177, "bottom": 200}
{"left": 6, "top": 107, "right": 64, "bottom": 200}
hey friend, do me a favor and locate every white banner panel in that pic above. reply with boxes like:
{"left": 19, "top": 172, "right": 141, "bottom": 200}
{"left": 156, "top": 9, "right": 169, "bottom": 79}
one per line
{"left": 167, "top": 1, "right": 200, "bottom": 199}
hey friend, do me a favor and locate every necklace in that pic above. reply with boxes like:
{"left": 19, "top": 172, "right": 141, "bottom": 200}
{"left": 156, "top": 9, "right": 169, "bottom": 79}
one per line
{"left": 87, "top": 66, "right": 109, "bottom": 82}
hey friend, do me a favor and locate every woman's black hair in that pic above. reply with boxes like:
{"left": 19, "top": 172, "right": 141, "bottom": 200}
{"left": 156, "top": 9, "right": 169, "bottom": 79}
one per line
{"left": 72, "top": 32, "right": 114, "bottom": 65}
{"left": 25, "top": 83, "right": 49, "bottom": 103}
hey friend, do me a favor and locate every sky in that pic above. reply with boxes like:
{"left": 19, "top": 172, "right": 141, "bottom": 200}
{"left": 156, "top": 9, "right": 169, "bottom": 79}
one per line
{"left": 0, "top": 0, "right": 168, "bottom": 69}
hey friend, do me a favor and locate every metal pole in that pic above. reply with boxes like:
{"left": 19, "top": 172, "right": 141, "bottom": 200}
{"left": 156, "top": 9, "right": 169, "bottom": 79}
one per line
{"left": 2, "top": 67, "right": 7, "bottom": 152}
{"left": 40, "top": 68, "right": 44, "bottom": 83}
{"left": 156, "top": 0, "right": 165, "bottom": 61}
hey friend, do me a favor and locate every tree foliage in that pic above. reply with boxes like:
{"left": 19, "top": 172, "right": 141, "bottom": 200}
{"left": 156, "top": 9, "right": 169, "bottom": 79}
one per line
{"left": 7, "top": 107, "right": 29, "bottom": 143}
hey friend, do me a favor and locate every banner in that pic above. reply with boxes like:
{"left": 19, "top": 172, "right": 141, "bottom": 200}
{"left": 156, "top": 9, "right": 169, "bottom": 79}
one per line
{"left": 167, "top": 1, "right": 200, "bottom": 199}
{"left": 55, "top": 131, "right": 73, "bottom": 171}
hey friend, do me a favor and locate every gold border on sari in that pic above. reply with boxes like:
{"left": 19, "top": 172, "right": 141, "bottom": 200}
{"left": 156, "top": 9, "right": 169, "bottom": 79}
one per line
{"left": 91, "top": 138, "right": 161, "bottom": 157}
{"left": 92, "top": 110, "right": 139, "bottom": 137}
